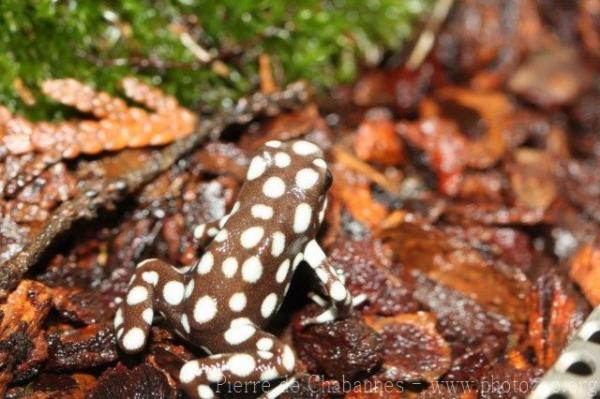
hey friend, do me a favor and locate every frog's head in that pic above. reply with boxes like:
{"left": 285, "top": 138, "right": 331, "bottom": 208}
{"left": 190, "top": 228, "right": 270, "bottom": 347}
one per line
{"left": 239, "top": 139, "right": 331, "bottom": 237}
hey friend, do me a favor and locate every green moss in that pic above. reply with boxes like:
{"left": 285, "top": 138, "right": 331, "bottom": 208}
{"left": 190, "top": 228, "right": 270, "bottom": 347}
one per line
{"left": 0, "top": 0, "right": 431, "bottom": 118}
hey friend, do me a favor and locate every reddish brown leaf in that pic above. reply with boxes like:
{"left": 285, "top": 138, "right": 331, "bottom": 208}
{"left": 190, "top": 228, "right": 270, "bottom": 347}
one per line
{"left": 328, "top": 237, "right": 419, "bottom": 316}
{"left": 293, "top": 305, "right": 383, "bottom": 381}
{"left": 366, "top": 312, "right": 451, "bottom": 383}
{"left": 46, "top": 324, "right": 118, "bottom": 371}
{"left": 528, "top": 265, "right": 590, "bottom": 369}
{"left": 381, "top": 222, "right": 529, "bottom": 325}
{"left": 398, "top": 118, "right": 467, "bottom": 196}
{"left": 92, "top": 364, "right": 176, "bottom": 399}
{"left": 412, "top": 274, "right": 510, "bottom": 358}
{"left": 331, "top": 166, "right": 388, "bottom": 229}
{"left": 354, "top": 109, "right": 405, "bottom": 166}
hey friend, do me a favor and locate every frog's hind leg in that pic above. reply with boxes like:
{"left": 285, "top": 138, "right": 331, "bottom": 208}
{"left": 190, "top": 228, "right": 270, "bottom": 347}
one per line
{"left": 178, "top": 325, "right": 296, "bottom": 399}
{"left": 114, "top": 258, "right": 191, "bottom": 354}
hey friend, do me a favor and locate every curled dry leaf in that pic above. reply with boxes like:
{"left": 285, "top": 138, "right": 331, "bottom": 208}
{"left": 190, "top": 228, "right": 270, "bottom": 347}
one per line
{"left": 365, "top": 312, "right": 451, "bottom": 383}
{"left": 569, "top": 236, "right": 600, "bottom": 306}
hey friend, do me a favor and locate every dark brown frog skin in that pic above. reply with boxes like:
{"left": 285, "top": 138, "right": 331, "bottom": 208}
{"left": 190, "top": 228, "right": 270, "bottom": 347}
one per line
{"left": 114, "top": 139, "right": 356, "bottom": 399}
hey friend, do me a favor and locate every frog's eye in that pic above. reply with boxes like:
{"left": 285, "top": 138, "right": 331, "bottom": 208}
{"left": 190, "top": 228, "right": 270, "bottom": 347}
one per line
{"left": 324, "top": 169, "right": 333, "bottom": 191}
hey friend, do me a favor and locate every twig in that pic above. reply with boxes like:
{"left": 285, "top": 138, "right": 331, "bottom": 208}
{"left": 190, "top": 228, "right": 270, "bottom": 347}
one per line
{"left": 405, "top": 0, "right": 455, "bottom": 70}
{"left": 179, "top": 32, "right": 214, "bottom": 63}
{"left": 179, "top": 32, "right": 230, "bottom": 77}
{"left": 0, "top": 82, "right": 311, "bottom": 298}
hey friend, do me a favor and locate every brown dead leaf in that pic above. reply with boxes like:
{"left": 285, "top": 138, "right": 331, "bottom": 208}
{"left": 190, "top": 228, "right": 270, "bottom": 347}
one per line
{"left": 239, "top": 104, "right": 320, "bottom": 151}
{"left": 569, "top": 236, "right": 600, "bottom": 306}
{"left": 46, "top": 324, "right": 118, "bottom": 371}
{"left": 528, "top": 265, "right": 590, "bottom": 369}
{"left": 328, "top": 236, "right": 419, "bottom": 316}
{"left": 509, "top": 47, "right": 593, "bottom": 108}
{"left": 333, "top": 146, "right": 402, "bottom": 194}
{"left": 397, "top": 117, "right": 467, "bottom": 196}
{"left": 380, "top": 221, "right": 529, "bottom": 325}
{"left": 293, "top": 306, "right": 383, "bottom": 381}
{"left": 354, "top": 109, "right": 405, "bottom": 166}
{"left": 365, "top": 312, "right": 451, "bottom": 383}
{"left": 0, "top": 280, "right": 52, "bottom": 396}
{"left": 508, "top": 148, "right": 557, "bottom": 211}
{"left": 579, "top": 0, "right": 600, "bottom": 57}
{"left": 436, "top": 87, "right": 514, "bottom": 169}
{"left": 331, "top": 166, "right": 388, "bottom": 229}
{"left": 442, "top": 202, "right": 550, "bottom": 226}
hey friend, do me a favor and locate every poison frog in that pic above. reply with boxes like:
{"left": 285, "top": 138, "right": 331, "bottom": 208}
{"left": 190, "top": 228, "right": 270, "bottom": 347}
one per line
{"left": 114, "top": 139, "right": 361, "bottom": 398}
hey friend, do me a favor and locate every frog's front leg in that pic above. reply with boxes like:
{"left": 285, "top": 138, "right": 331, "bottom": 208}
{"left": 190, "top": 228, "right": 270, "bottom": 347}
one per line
{"left": 179, "top": 323, "right": 296, "bottom": 399}
{"left": 193, "top": 201, "right": 239, "bottom": 249}
{"left": 302, "top": 239, "right": 358, "bottom": 324}
{"left": 114, "top": 258, "right": 192, "bottom": 353}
